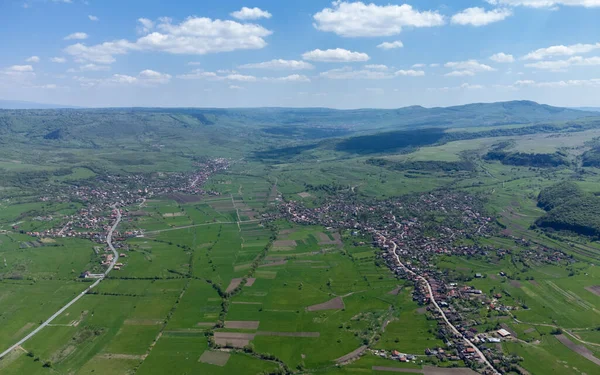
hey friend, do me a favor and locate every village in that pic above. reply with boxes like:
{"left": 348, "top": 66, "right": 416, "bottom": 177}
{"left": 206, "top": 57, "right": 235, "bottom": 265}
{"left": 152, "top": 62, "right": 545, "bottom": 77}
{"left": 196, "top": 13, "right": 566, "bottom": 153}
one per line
{"left": 271, "top": 191, "right": 544, "bottom": 374}
{"left": 19, "top": 159, "right": 229, "bottom": 274}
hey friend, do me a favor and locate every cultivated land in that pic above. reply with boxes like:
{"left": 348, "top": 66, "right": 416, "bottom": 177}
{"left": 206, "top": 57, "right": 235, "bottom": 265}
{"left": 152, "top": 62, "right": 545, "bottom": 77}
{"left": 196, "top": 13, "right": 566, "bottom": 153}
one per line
{"left": 0, "top": 102, "right": 599, "bottom": 374}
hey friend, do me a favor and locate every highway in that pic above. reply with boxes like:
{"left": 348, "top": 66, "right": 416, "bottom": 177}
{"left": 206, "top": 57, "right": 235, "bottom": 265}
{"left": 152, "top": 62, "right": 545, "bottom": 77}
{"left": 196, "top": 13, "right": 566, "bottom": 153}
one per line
{"left": 381, "top": 234, "right": 501, "bottom": 375}
{"left": 0, "top": 207, "right": 122, "bottom": 360}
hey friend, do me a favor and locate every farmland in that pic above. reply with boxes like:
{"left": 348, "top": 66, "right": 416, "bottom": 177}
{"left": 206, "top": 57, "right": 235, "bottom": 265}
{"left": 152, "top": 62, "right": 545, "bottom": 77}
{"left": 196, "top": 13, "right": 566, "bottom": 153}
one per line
{"left": 0, "top": 105, "right": 599, "bottom": 374}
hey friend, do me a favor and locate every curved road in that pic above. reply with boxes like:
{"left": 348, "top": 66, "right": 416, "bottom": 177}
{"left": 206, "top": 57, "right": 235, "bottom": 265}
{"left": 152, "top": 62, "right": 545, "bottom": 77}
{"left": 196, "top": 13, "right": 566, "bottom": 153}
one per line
{"left": 381, "top": 234, "right": 500, "bottom": 375}
{"left": 0, "top": 207, "right": 121, "bottom": 360}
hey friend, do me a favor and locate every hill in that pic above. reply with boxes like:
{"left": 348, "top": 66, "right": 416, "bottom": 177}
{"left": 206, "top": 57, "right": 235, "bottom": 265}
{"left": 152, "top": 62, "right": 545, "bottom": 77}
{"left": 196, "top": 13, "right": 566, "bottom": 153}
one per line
{"left": 0, "top": 100, "right": 77, "bottom": 109}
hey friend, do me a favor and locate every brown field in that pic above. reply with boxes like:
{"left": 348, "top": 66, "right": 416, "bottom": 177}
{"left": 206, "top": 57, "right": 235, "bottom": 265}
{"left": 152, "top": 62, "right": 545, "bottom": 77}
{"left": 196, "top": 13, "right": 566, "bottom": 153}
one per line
{"left": 335, "top": 345, "right": 368, "bottom": 363}
{"left": 124, "top": 319, "right": 163, "bottom": 326}
{"left": 162, "top": 193, "right": 203, "bottom": 204}
{"left": 555, "top": 334, "right": 600, "bottom": 366}
{"left": 162, "top": 212, "right": 185, "bottom": 218}
{"left": 374, "top": 366, "right": 480, "bottom": 375}
{"left": 199, "top": 351, "right": 230, "bottom": 366}
{"left": 214, "top": 332, "right": 255, "bottom": 348}
{"left": 256, "top": 332, "right": 320, "bottom": 337}
{"left": 317, "top": 232, "right": 343, "bottom": 246}
{"left": 258, "top": 260, "right": 288, "bottom": 268}
{"left": 225, "top": 278, "right": 243, "bottom": 293}
{"left": 224, "top": 321, "right": 260, "bottom": 330}
{"left": 307, "top": 296, "right": 345, "bottom": 312}
{"left": 273, "top": 240, "right": 297, "bottom": 248}
{"left": 372, "top": 367, "right": 422, "bottom": 373}
{"left": 298, "top": 192, "right": 312, "bottom": 198}
{"left": 529, "top": 280, "right": 540, "bottom": 287}
{"left": 388, "top": 286, "right": 402, "bottom": 295}
{"left": 585, "top": 285, "right": 600, "bottom": 297}
{"left": 510, "top": 280, "right": 522, "bottom": 288}
{"left": 196, "top": 322, "right": 214, "bottom": 327}
{"left": 245, "top": 278, "right": 256, "bottom": 287}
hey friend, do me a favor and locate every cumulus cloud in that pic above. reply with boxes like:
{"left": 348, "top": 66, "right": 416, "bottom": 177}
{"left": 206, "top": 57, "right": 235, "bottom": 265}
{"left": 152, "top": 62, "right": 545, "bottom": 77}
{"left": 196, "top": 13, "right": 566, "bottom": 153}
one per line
{"left": 451, "top": 7, "right": 512, "bottom": 26}
{"left": 67, "top": 63, "right": 111, "bottom": 72}
{"left": 490, "top": 52, "right": 515, "bottom": 63}
{"left": 266, "top": 74, "right": 311, "bottom": 83}
{"left": 487, "top": 0, "right": 600, "bottom": 8}
{"left": 319, "top": 66, "right": 423, "bottom": 79}
{"left": 64, "top": 32, "right": 89, "bottom": 40}
{"left": 302, "top": 48, "right": 369, "bottom": 62}
{"left": 89, "top": 15, "right": 99, "bottom": 21}
{"left": 377, "top": 41, "right": 404, "bottom": 50}
{"left": 512, "top": 78, "right": 600, "bottom": 87}
{"left": 8, "top": 65, "right": 34, "bottom": 72}
{"left": 412, "top": 63, "right": 425, "bottom": 68}
{"left": 65, "top": 17, "right": 272, "bottom": 64}
{"left": 445, "top": 70, "right": 476, "bottom": 77}
{"left": 445, "top": 59, "right": 496, "bottom": 72}
{"left": 396, "top": 69, "right": 425, "bottom": 76}
{"left": 429, "top": 83, "right": 485, "bottom": 91}
{"left": 26, "top": 56, "right": 40, "bottom": 63}
{"left": 364, "top": 64, "right": 388, "bottom": 70}
{"left": 51, "top": 57, "right": 67, "bottom": 63}
{"left": 231, "top": 7, "right": 272, "bottom": 20}
{"left": 313, "top": 1, "right": 445, "bottom": 37}
{"left": 525, "top": 56, "right": 600, "bottom": 70}
{"left": 74, "top": 69, "right": 172, "bottom": 87}
{"left": 523, "top": 42, "right": 600, "bottom": 60}
{"left": 239, "top": 59, "right": 314, "bottom": 70}
{"left": 137, "top": 18, "right": 154, "bottom": 34}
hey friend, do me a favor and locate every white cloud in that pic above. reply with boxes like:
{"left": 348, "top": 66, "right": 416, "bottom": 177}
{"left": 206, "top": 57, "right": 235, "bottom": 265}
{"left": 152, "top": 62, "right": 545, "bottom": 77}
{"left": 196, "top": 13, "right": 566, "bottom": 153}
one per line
{"left": 239, "top": 59, "right": 314, "bottom": 70}
{"left": 266, "top": 74, "right": 311, "bottom": 83}
{"left": 523, "top": 42, "right": 600, "bottom": 60}
{"left": 364, "top": 64, "right": 388, "bottom": 70}
{"left": 229, "top": 85, "right": 244, "bottom": 90}
{"left": 319, "top": 66, "right": 423, "bottom": 79}
{"left": 64, "top": 32, "right": 89, "bottom": 40}
{"left": 445, "top": 59, "right": 496, "bottom": 72}
{"left": 512, "top": 78, "right": 600, "bottom": 87}
{"left": 313, "top": 1, "right": 445, "bottom": 37}
{"left": 65, "top": 17, "right": 272, "bottom": 64}
{"left": 395, "top": 69, "right": 425, "bottom": 76}
{"left": 412, "top": 63, "right": 425, "bottom": 68}
{"left": 176, "top": 69, "right": 219, "bottom": 80}
{"left": 525, "top": 56, "right": 600, "bottom": 70}
{"left": 302, "top": 48, "right": 369, "bottom": 62}
{"left": 74, "top": 69, "right": 171, "bottom": 87}
{"left": 26, "top": 56, "right": 40, "bottom": 63}
{"left": 51, "top": 57, "right": 67, "bottom": 63}
{"left": 429, "top": 63, "right": 440, "bottom": 67}
{"left": 137, "top": 18, "right": 154, "bottom": 34}
{"left": 451, "top": 7, "right": 512, "bottom": 26}
{"left": 377, "top": 41, "right": 404, "bottom": 50}
{"left": 67, "top": 63, "right": 111, "bottom": 72}
{"left": 88, "top": 15, "right": 99, "bottom": 21}
{"left": 490, "top": 52, "right": 515, "bottom": 63}
{"left": 224, "top": 73, "right": 257, "bottom": 82}
{"left": 187, "top": 61, "right": 201, "bottom": 66}
{"left": 445, "top": 70, "right": 476, "bottom": 77}
{"left": 230, "top": 7, "right": 272, "bottom": 20}
{"left": 429, "top": 83, "right": 485, "bottom": 91}
{"left": 487, "top": 0, "right": 600, "bottom": 8}
{"left": 8, "top": 65, "right": 33, "bottom": 72}
{"left": 320, "top": 66, "right": 391, "bottom": 79}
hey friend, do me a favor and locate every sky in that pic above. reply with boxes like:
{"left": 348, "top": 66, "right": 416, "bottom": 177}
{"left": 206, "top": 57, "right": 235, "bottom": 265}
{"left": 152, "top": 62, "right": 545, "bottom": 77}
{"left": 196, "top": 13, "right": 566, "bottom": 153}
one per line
{"left": 2, "top": 0, "right": 600, "bottom": 108}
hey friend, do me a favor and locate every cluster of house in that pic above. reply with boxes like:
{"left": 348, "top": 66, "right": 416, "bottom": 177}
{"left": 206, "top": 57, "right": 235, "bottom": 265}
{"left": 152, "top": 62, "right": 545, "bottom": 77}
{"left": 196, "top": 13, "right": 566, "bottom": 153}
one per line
{"left": 371, "top": 349, "right": 418, "bottom": 362}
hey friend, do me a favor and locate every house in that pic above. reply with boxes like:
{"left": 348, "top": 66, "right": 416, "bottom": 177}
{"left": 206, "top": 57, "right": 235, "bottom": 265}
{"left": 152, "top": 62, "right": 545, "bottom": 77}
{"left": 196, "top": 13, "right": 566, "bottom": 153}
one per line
{"left": 391, "top": 350, "right": 401, "bottom": 357}
{"left": 475, "top": 273, "right": 483, "bottom": 278}
{"left": 80, "top": 271, "right": 90, "bottom": 278}
{"left": 497, "top": 329, "right": 511, "bottom": 337}
{"left": 488, "top": 337, "right": 501, "bottom": 343}
{"left": 465, "top": 347, "right": 476, "bottom": 354}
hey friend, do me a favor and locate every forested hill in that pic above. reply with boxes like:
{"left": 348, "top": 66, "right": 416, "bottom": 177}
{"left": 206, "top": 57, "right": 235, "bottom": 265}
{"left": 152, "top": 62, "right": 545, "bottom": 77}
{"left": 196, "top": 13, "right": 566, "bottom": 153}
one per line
{"left": 0, "top": 100, "right": 595, "bottom": 136}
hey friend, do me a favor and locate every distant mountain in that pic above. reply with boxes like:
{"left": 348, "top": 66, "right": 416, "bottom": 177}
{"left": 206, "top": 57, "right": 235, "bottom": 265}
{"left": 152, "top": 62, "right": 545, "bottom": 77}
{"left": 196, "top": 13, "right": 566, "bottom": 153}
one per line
{"left": 0, "top": 100, "right": 77, "bottom": 109}
{"left": 574, "top": 107, "right": 600, "bottom": 112}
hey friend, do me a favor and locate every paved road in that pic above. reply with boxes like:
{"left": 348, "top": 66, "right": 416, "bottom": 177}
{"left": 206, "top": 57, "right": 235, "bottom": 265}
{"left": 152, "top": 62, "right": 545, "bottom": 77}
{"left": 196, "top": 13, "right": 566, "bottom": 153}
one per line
{"left": 0, "top": 207, "right": 122, "bottom": 360}
{"left": 381, "top": 234, "right": 500, "bottom": 375}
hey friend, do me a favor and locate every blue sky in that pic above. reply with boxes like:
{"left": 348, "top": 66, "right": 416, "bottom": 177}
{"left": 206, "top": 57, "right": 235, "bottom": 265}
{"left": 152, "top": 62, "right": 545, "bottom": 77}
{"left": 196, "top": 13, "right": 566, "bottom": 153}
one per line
{"left": 2, "top": 0, "right": 600, "bottom": 108}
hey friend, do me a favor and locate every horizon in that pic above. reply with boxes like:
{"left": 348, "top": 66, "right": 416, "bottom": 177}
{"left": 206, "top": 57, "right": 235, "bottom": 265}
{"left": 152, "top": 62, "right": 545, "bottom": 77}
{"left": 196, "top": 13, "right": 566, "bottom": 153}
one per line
{"left": 1, "top": 98, "right": 599, "bottom": 111}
